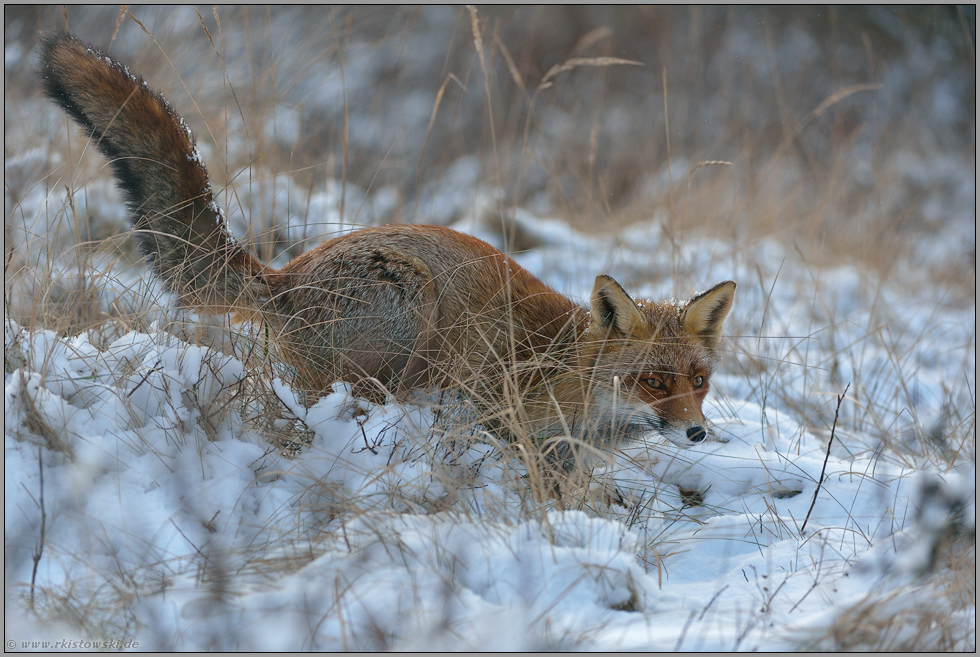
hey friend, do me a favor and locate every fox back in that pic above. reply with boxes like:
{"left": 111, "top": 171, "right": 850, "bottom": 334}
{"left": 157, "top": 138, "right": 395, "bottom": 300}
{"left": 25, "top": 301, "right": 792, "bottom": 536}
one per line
{"left": 38, "top": 32, "right": 736, "bottom": 448}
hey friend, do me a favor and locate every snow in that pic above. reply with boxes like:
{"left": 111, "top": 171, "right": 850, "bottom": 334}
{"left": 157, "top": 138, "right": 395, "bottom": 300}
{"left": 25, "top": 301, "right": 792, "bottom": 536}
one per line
{"left": 5, "top": 206, "right": 974, "bottom": 649}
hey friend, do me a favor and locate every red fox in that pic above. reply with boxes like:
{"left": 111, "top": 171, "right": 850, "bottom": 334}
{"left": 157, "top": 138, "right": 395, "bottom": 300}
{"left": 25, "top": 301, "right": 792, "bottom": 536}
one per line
{"left": 38, "top": 32, "right": 736, "bottom": 449}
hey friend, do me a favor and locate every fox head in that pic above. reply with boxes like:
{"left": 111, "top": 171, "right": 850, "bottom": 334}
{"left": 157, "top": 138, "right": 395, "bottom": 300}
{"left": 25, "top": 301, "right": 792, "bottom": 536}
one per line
{"left": 585, "top": 275, "right": 736, "bottom": 447}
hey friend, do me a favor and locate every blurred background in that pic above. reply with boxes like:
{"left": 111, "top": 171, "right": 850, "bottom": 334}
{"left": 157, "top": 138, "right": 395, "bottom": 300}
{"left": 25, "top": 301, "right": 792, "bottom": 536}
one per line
{"left": 5, "top": 5, "right": 975, "bottom": 301}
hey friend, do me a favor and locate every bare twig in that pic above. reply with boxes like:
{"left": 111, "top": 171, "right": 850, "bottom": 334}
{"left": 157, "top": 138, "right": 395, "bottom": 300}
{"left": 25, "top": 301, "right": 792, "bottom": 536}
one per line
{"left": 354, "top": 416, "right": 379, "bottom": 455}
{"left": 801, "top": 383, "right": 851, "bottom": 536}
{"left": 127, "top": 359, "right": 163, "bottom": 398}
{"left": 30, "top": 447, "right": 46, "bottom": 608}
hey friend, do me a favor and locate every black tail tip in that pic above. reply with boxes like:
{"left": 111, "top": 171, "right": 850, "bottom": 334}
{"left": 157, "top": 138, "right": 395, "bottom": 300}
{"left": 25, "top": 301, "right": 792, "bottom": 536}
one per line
{"left": 37, "top": 30, "right": 77, "bottom": 69}
{"left": 36, "top": 31, "right": 82, "bottom": 99}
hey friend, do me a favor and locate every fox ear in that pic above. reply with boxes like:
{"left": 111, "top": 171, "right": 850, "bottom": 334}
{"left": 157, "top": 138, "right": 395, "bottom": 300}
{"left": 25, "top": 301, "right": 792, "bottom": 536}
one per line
{"left": 680, "top": 281, "right": 736, "bottom": 349}
{"left": 591, "top": 275, "right": 645, "bottom": 337}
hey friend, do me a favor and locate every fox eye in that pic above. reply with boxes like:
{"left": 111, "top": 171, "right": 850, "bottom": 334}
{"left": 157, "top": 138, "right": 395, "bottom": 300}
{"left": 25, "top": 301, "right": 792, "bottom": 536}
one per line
{"left": 693, "top": 375, "right": 705, "bottom": 388}
{"left": 643, "top": 376, "right": 665, "bottom": 391}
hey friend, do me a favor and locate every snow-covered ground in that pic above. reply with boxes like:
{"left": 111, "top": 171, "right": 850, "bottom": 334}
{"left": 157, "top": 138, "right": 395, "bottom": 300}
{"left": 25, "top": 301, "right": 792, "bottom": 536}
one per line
{"left": 5, "top": 214, "right": 975, "bottom": 650}
{"left": 5, "top": 6, "right": 975, "bottom": 651}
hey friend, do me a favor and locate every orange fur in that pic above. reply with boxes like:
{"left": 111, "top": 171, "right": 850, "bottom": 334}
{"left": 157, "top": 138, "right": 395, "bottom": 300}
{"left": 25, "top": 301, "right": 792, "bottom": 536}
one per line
{"left": 39, "top": 32, "right": 737, "bottom": 448}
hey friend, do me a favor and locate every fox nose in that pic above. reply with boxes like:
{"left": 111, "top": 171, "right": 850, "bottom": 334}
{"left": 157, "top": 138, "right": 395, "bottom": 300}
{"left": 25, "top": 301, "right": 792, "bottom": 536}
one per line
{"left": 687, "top": 425, "right": 707, "bottom": 443}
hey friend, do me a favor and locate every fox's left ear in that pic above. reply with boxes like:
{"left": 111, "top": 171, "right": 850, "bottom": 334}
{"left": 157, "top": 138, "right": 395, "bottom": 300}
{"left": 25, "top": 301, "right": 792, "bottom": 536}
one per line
{"left": 680, "top": 281, "right": 736, "bottom": 349}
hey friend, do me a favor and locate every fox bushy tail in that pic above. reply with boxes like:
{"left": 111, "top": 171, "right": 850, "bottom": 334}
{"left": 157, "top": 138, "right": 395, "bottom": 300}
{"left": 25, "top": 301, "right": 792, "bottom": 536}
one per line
{"left": 38, "top": 32, "right": 266, "bottom": 313}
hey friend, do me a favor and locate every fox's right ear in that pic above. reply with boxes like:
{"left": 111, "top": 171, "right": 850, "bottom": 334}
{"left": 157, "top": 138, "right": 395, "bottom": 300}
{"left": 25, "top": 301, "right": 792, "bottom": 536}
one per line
{"left": 591, "top": 274, "right": 645, "bottom": 337}
{"left": 680, "top": 281, "right": 736, "bottom": 349}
